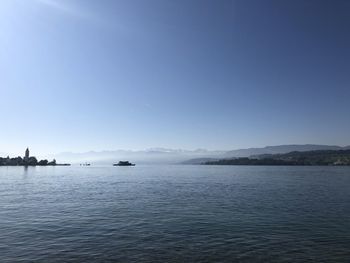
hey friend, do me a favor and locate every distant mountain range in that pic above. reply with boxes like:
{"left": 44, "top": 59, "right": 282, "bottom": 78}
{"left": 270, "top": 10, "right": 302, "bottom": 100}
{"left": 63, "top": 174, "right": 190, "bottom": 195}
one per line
{"left": 184, "top": 144, "right": 350, "bottom": 164}
{"left": 45, "top": 144, "right": 350, "bottom": 165}
{"left": 225, "top": 144, "right": 350, "bottom": 158}
{"left": 46, "top": 148, "right": 225, "bottom": 164}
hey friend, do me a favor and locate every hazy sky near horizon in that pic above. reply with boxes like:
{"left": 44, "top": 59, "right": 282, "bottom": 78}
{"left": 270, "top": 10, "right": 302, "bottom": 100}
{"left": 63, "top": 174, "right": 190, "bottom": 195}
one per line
{"left": 1, "top": 0, "right": 350, "bottom": 155}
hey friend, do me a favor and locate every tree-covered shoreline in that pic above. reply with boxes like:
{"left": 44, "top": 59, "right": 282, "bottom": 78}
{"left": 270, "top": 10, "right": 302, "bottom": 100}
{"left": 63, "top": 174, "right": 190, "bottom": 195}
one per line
{"left": 0, "top": 156, "right": 57, "bottom": 166}
{"left": 203, "top": 150, "right": 350, "bottom": 166}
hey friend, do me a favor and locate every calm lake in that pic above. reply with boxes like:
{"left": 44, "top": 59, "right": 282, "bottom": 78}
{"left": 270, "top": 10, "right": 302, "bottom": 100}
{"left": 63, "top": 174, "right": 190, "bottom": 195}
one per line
{"left": 0, "top": 165, "right": 349, "bottom": 262}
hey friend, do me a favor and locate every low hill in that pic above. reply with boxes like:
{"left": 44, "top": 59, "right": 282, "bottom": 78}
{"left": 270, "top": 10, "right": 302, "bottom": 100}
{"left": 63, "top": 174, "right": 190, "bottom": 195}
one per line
{"left": 181, "top": 158, "right": 219, "bottom": 165}
{"left": 203, "top": 150, "right": 350, "bottom": 166}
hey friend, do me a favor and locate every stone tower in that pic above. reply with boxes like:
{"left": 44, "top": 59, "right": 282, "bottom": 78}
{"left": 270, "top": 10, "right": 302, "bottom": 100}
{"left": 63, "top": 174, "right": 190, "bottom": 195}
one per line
{"left": 25, "top": 148, "right": 30, "bottom": 161}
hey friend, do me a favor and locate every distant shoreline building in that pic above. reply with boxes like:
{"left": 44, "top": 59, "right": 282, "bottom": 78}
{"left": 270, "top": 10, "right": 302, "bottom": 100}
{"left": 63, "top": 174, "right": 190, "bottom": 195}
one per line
{"left": 0, "top": 148, "right": 69, "bottom": 166}
{"left": 24, "top": 148, "right": 30, "bottom": 162}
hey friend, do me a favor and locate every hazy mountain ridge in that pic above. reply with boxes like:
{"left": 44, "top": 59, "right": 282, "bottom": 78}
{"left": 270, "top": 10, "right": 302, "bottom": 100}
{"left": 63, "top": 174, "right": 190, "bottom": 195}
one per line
{"left": 46, "top": 149, "right": 225, "bottom": 164}
{"left": 46, "top": 144, "right": 350, "bottom": 164}
{"left": 184, "top": 144, "right": 350, "bottom": 164}
{"left": 225, "top": 144, "right": 349, "bottom": 157}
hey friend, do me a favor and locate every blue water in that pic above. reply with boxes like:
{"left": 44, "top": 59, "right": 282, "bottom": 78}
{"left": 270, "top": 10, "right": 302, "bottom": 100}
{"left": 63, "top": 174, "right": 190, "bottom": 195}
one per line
{"left": 0, "top": 165, "right": 349, "bottom": 262}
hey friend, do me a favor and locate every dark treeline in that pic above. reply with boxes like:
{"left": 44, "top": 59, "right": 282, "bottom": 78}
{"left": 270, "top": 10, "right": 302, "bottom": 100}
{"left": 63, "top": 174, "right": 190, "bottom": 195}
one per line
{"left": 0, "top": 156, "right": 56, "bottom": 166}
{"left": 204, "top": 158, "right": 295, "bottom": 165}
{"left": 203, "top": 150, "right": 350, "bottom": 166}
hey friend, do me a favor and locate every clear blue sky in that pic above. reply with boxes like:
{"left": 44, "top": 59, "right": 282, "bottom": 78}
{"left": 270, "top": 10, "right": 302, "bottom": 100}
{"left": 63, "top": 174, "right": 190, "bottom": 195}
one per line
{"left": 1, "top": 0, "right": 349, "bottom": 155}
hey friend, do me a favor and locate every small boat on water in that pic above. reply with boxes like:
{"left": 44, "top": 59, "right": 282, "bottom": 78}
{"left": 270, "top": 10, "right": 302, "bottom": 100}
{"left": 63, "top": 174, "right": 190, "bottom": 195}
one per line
{"left": 113, "top": 161, "right": 135, "bottom": 166}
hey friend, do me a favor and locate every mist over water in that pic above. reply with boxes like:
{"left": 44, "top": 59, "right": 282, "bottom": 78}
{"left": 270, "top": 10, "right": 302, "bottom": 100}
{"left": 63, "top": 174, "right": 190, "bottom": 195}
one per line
{"left": 1, "top": 165, "right": 350, "bottom": 262}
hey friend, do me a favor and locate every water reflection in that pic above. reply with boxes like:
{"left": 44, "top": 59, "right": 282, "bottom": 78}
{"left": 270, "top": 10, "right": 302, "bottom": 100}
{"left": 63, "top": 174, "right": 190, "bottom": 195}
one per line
{"left": 21, "top": 166, "right": 35, "bottom": 177}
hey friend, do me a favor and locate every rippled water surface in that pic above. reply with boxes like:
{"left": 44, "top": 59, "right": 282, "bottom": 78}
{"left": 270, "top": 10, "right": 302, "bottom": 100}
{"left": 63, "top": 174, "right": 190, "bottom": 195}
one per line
{"left": 0, "top": 165, "right": 350, "bottom": 262}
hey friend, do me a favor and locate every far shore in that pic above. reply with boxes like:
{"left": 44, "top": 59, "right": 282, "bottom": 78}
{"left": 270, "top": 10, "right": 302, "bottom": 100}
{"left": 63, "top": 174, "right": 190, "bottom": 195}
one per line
{"left": 0, "top": 163, "right": 71, "bottom": 167}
